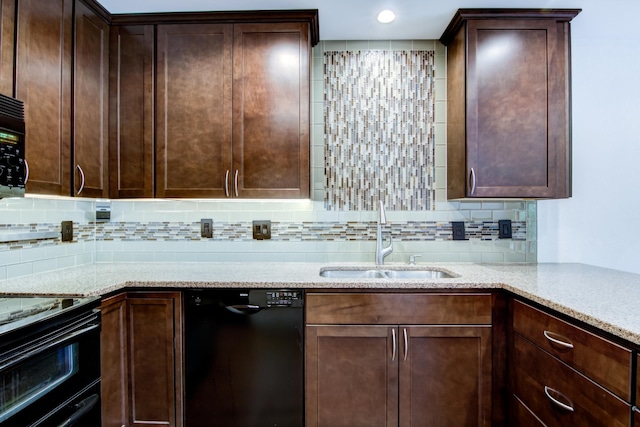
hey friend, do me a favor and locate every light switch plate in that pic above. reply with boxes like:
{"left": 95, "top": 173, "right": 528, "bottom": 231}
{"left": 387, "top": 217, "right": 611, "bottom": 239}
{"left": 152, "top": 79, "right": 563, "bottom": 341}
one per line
{"left": 451, "top": 221, "right": 466, "bottom": 241}
{"left": 252, "top": 220, "right": 271, "bottom": 240}
{"left": 61, "top": 221, "right": 73, "bottom": 242}
{"left": 201, "top": 218, "right": 213, "bottom": 238}
{"left": 499, "top": 220, "right": 512, "bottom": 239}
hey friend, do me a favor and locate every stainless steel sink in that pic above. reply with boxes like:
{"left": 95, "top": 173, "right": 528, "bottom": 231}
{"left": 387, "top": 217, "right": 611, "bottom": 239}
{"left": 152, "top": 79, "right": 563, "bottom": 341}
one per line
{"left": 319, "top": 268, "right": 455, "bottom": 279}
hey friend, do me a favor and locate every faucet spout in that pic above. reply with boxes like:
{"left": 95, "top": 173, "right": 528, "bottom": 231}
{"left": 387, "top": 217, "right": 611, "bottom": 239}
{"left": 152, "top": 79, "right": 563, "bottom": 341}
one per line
{"left": 376, "top": 201, "right": 393, "bottom": 265}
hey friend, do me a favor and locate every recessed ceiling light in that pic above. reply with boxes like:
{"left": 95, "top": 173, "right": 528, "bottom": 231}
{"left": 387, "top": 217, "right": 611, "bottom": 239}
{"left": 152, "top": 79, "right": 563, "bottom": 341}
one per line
{"left": 377, "top": 9, "right": 396, "bottom": 24}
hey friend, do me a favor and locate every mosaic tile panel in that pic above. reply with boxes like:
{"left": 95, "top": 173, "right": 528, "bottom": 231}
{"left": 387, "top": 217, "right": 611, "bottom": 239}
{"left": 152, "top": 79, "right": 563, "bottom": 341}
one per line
{"left": 324, "top": 50, "right": 436, "bottom": 211}
{"left": 93, "top": 220, "right": 525, "bottom": 242}
{"left": 0, "top": 218, "right": 527, "bottom": 248}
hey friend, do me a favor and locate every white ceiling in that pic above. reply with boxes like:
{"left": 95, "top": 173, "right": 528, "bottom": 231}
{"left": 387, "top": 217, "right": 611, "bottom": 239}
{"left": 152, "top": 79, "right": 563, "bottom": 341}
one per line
{"left": 96, "top": 0, "right": 589, "bottom": 40}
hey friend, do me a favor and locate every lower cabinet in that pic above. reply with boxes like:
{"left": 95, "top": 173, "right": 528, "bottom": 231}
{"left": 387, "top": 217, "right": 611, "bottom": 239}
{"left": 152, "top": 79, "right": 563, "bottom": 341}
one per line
{"left": 305, "top": 292, "right": 493, "bottom": 427}
{"left": 636, "top": 354, "right": 640, "bottom": 426}
{"left": 509, "top": 299, "right": 632, "bottom": 427}
{"left": 101, "top": 291, "right": 183, "bottom": 427}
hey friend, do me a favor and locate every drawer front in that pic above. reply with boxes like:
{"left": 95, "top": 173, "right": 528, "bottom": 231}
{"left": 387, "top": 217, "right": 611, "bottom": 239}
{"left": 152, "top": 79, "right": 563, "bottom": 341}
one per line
{"left": 512, "top": 300, "right": 631, "bottom": 400}
{"left": 512, "top": 333, "right": 630, "bottom": 427}
{"left": 510, "top": 395, "right": 546, "bottom": 427}
{"left": 306, "top": 293, "right": 492, "bottom": 325}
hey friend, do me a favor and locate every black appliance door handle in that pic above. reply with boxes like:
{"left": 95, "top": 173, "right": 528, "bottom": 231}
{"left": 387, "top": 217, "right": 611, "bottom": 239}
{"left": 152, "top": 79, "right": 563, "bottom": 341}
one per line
{"left": 225, "top": 304, "right": 262, "bottom": 315}
{"left": 0, "top": 317, "right": 100, "bottom": 372}
{"left": 57, "top": 394, "right": 99, "bottom": 427}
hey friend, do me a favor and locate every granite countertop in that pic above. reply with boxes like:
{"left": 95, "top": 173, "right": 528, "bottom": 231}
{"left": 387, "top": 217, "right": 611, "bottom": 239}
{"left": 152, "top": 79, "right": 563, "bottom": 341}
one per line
{"left": 1, "top": 261, "right": 639, "bottom": 346}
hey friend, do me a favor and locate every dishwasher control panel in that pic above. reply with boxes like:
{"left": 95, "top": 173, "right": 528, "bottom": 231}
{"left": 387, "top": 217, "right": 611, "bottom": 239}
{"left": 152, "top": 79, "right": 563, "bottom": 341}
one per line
{"left": 265, "top": 290, "right": 303, "bottom": 308}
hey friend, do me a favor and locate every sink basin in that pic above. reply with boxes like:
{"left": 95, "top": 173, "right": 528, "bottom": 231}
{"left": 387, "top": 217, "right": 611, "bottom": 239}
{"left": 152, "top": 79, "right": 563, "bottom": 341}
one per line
{"left": 319, "top": 268, "right": 455, "bottom": 279}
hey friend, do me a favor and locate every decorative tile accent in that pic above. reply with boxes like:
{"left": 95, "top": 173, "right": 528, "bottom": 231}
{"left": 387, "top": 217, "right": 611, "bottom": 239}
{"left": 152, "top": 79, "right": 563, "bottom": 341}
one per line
{"left": 324, "top": 50, "right": 436, "bottom": 210}
{"left": 92, "top": 220, "right": 525, "bottom": 242}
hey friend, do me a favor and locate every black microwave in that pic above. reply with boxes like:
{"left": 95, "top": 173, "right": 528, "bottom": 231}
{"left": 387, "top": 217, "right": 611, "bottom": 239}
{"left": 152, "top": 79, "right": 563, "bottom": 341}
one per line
{"left": 0, "top": 93, "right": 25, "bottom": 198}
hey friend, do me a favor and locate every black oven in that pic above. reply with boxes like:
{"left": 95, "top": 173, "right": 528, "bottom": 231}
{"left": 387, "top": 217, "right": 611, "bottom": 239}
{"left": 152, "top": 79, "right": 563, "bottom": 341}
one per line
{"left": 0, "top": 297, "right": 101, "bottom": 426}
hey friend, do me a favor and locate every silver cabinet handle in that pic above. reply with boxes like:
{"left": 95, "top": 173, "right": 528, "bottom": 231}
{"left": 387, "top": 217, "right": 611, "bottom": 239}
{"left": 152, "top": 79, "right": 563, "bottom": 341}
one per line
{"left": 24, "top": 159, "right": 29, "bottom": 185}
{"left": 469, "top": 168, "right": 477, "bottom": 195}
{"left": 224, "top": 170, "right": 230, "bottom": 197}
{"left": 391, "top": 328, "right": 397, "bottom": 361}
{"left": 543, "top": 331, "right": 574, "bottom": 349}
{"left": 76, "top": 165, "right": 85, "bottom": 195}
{"left": 403, "top": 328, "right": 408, "bottom": 361}
{"left": 633, "top": 406, "right": 640, "bottom": 414}
{"left": 544, "top": 386, "right": 574, "bottom": 412}
{"left": 234, "top": 169, "right": 239, "bottom": 197}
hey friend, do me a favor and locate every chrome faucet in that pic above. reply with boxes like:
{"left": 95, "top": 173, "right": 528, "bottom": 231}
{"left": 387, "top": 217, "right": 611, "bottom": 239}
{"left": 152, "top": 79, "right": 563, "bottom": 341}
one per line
{"left": 376, "top": 200, "right": 393, "bottom": 265}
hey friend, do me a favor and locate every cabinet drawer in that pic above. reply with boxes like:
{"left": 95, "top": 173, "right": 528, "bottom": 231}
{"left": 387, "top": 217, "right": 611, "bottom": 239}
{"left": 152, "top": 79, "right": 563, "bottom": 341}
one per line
{"left": 512, "top": 333, "right": 630, "bottom": 427}
{"left": 306, "top": 293, "right": 492, "bottom": 325}
{"left": 510, "top": 395, "right": 546, "bottom": 427}
{"left": 512, "top": 300, "right": 631, "bottom": 400}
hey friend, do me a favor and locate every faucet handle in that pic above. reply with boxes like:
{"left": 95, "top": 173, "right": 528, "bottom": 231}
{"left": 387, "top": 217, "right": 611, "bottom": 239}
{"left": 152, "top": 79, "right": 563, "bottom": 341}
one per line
{"left": 408, "top": 255, "right": 422, "bottom": 265}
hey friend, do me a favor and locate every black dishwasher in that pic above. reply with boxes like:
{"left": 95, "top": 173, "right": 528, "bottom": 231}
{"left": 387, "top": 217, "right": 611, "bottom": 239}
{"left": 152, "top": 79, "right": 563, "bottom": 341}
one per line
{"left": 184, "top": 289, "right": 304, "bottom": 427}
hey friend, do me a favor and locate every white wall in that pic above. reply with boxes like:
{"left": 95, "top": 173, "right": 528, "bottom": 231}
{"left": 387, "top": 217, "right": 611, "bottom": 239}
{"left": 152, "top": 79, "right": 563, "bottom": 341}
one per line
{"left": 537, "top": 0, "right": 640, "bottom": 273}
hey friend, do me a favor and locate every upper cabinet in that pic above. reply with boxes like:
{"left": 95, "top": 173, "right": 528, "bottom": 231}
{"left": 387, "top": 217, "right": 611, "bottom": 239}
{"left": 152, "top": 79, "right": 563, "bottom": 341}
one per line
{"left": 440, "top": 9, "right": 581, "bottom": 199}
{"left": 109, "top": 24, "right": 154, "bottom": 199}
{"left": 111, "top": 11, "right": 317, "bottom": 199}
{"left": 154, "top": 21, "right": 310, "bottom": 199}
{"left": 155, "top": 23, "right": 233, "bottom": 199}
{"left": 16, "top": 0, "right": 73, "bottom": 196}
{"left": 74, "top": 0, "right": 109, "bottom": 198}
{"left": 232, "top": 23, "right": 310, "bottom": 199}
{"left": 7, "top": 6, "right": 317, "bottom": 199}
{"left": 0, "top": 0, "right": 15, "bottom": 95}
{"left": 14, "top": 0, "right": 108, "bottom": 197}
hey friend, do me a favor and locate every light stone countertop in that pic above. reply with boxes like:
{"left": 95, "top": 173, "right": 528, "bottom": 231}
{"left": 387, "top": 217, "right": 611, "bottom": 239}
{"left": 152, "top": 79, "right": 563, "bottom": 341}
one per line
{"left": 1, "top": 262, "right": 639, "bottom": 346}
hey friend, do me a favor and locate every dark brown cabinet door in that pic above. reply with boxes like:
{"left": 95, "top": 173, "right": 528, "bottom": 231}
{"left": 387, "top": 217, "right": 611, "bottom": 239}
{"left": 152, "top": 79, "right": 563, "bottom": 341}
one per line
{"left": 109, "top": 25, "right": 154, "bottom": 198}
{"left": 100, "top": 293, "right": 128, "bottom": 427}
{"left": 127, "top": 292, "right": 183, "bottom": 427}
{"left": 306, "top": 325, "right": 399, "bottom": 427}
{"left": 442, "top": 10, "right": 579, "bottom": 199}
{"left": 0, "top": 0, "right": 15, "bottom": 95}
{"left": 73, "top": 0, "right": 109, "bottom": 198}
{"left": 101, "top": 292, "right": 183, "bottom": 427}
{"left": 399, "top": 326, "right": 492, "bottom": 427}
{"left": 156, "top": 24, "right": 233, "bottom": 198}
{"left": 232, "top": 23, "right": 310, "bottom": 198}
{"left": 16, "top": 0, "right": 72, "bottom": 195}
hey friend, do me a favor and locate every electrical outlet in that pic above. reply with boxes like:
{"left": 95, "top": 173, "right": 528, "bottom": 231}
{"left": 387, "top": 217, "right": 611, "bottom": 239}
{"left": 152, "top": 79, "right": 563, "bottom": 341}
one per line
{"left": 252, "top": 220, "right": 271, "bottom": 240}
{"left": 499, "top": 220, "right": 513, "bottom": 239}
{"left": 451, "top": 221, "right": 466, "bottom": 241}
{"left": 201, "top": 218, "right": 213, "bottom": 238}
{"left": 61, "top": 221, "right": 73, "bottom": 242}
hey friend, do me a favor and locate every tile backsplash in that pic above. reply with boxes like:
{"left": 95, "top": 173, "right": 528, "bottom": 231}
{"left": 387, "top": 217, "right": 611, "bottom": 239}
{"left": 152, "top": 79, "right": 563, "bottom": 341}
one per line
{"left": 0, "top": 40, "right": 537, "bottom": 281}
{"left": 324, "top": 49, "right": 436, "bottom": 210}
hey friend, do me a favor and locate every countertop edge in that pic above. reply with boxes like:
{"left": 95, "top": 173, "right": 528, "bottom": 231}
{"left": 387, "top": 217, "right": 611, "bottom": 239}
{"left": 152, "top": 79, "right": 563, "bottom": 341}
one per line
{"left": 1, "top": 262, "right": 639, "bottom": 346}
